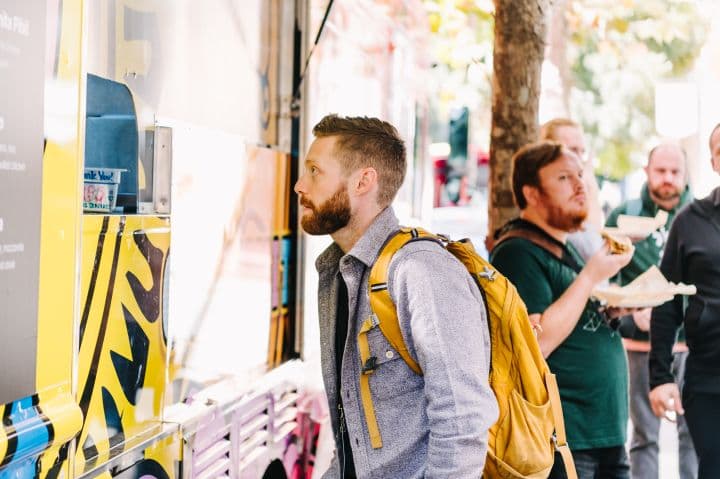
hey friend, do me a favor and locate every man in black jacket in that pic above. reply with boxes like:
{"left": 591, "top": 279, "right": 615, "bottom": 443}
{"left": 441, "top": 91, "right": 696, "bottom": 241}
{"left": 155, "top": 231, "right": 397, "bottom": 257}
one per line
{"left": 606, "top": 143, "right": 694, "bottom": 479}
{"left": 649, "top": 123, "right": 720, "bottom": 479}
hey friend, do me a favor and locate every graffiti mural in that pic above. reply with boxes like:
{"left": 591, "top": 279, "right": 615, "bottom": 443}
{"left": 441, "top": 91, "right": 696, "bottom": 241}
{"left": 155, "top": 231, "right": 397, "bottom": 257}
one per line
{"left": 74, "top": 215, "right": 170, "bottom": 476}
{"left": 0, "top": 396, "right": 52, "bottom": 478}
{"left": 0, "top": 392, "right": 82, "bottom": 479}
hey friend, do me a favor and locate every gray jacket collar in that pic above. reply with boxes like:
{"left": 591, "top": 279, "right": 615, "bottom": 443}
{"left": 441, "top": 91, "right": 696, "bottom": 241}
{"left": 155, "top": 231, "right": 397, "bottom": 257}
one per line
{"left": 315, "top": 207, "right": 400, "bottom": 273}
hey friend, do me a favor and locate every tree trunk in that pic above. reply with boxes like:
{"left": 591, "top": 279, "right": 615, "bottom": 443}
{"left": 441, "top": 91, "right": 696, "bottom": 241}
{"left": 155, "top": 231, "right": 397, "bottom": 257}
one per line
{"left": 488, "top": 0, "right": 550, "bottom": 248}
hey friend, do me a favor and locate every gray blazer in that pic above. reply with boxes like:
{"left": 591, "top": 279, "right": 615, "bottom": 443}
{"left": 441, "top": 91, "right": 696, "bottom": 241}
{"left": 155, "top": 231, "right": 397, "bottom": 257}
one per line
{"left": 316, "top": 207, "right": 497, "bottom": 479}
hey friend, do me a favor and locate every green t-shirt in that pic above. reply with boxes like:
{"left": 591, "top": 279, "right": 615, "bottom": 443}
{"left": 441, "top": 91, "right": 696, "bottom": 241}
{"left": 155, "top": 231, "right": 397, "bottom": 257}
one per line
{"left": 491, "top": 237, "right": 628, "bottom": 450}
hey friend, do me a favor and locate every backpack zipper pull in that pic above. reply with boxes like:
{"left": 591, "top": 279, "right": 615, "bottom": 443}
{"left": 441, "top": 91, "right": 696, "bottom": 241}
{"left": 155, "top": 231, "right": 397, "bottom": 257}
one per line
{"left": 478, "top": 266, "right": 496, "bottom": 281}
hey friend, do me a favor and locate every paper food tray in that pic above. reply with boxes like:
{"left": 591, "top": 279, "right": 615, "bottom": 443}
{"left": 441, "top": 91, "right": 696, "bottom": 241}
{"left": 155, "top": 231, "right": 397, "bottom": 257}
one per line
{"left": 605, "top": 210, "right": 668, "bottom": 239}
{"left": 592, "top": 265, "right": 696, "bottom": 308}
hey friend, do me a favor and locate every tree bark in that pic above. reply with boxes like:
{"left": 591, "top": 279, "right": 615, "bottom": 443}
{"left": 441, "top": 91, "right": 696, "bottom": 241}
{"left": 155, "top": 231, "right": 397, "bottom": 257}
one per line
{"left": 488, "top": 0, "right": 550, "bottom": 248}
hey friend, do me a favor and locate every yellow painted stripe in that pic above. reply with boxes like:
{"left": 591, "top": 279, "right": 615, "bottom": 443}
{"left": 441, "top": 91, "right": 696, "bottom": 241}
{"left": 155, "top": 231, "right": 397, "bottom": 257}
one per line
{"left": 36, "top": 0, "right": 84, "bottom": 396}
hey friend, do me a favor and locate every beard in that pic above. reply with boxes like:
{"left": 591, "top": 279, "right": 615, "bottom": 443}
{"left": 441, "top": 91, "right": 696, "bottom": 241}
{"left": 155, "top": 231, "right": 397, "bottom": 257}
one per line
{"left": 649, "top": 183, "right": 682, "bottom": 202}
{"left": 541, "top": 191, "right": 588, "bottom": 232}
{"left": 300, "top": 186, "right": 352, "bottom": 235}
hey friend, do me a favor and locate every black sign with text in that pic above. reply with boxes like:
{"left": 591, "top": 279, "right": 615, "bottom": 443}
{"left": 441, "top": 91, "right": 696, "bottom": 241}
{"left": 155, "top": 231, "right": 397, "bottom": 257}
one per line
{"left": 0, "top": 1, "right": 47, "bottom": 404}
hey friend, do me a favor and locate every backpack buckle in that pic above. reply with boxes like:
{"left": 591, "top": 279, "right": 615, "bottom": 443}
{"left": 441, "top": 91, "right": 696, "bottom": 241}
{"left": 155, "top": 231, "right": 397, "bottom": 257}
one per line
{"left": 362, "top": 356, "right": 378, "bottom": 374}
{"left": 552, "top": 433, "right": 568, "bottom": 450}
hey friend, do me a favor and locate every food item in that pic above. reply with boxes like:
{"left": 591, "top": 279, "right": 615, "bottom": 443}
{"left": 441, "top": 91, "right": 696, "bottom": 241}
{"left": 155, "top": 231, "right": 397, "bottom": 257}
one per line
{"left": 607, "top": 210, "right": 669, "bottom": 239}
{"left": 592, "top": 265, "right": 697, "bottom": 308}
{"left": 601, "top": 230, "right": 633, "bottom": 254}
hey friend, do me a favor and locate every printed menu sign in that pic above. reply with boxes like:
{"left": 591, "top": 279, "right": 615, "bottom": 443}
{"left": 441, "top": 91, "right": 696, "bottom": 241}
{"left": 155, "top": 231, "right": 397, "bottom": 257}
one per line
{"left": 0, "top": 1, "right": 46, "bottom": 404}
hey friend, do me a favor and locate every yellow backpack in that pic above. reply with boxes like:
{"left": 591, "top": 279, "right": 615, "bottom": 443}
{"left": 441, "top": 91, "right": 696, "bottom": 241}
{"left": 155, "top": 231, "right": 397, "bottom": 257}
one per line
{"left": 357, "top": 227, "right": 577, "bottom": 479}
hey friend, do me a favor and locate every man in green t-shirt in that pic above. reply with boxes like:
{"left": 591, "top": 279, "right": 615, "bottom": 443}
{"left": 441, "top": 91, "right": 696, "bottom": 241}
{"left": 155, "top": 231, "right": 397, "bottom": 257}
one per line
{"left": 491, "top": 141, "right": 633, "bottom": 479}
{"left": 606, "top": 143, "right": 696, "bottom": 479}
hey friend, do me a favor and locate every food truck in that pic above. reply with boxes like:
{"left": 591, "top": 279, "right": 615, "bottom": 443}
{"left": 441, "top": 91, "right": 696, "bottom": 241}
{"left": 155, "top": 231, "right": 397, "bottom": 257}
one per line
{"left": 0, "top": 1, "right": 430, "bottom": 477}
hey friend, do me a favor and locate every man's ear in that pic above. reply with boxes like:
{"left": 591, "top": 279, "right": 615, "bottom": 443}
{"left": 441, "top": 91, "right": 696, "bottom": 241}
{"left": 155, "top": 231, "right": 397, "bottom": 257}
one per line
{"left": 522, "top": 184, "right": 540, "bottom": 207}
{"left": 354, "top": 167, "right": 378, "bottom": 195}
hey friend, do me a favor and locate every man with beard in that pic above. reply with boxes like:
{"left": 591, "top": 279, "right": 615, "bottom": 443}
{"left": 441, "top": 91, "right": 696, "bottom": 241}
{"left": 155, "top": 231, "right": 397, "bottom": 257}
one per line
{"left": 606, "top": 143, "right": 696, "bottom": 479}
{"left": 295, "top": 114, "right": 497, "bottom": 479}
{"left": 490, "top": 141, "right": 633, "bottom": 478}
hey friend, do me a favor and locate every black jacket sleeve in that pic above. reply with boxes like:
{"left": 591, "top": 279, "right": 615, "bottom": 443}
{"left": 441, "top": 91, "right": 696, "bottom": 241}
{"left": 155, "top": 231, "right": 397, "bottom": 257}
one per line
{"left": 649, "top": 219, "right": 685, "bottom": 390}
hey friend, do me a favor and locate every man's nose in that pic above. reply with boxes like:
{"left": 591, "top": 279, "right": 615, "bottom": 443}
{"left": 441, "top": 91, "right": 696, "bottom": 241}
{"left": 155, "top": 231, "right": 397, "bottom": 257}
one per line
{"left": 574, "top": 174, "right": 586, "bottom": 190}
{"left": 294, "top": 177, "right": 305, "bottom": 195}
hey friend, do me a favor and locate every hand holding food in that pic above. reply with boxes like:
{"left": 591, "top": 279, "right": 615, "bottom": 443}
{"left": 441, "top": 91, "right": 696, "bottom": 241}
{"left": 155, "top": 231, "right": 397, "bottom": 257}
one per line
{"left": 601, "top": 230, "right": 633, "bottom": 254}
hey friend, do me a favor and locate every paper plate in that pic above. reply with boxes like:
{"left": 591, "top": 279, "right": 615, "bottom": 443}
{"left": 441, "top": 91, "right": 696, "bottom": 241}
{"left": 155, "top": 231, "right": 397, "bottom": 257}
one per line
{"left": 591, "top": 289, "right": 674, "bottom": 308}
{"left": 602, "top": 226, "right": 651, "bottom": 240}
{"left": 592, "top": 266, "right": 696, "bottom": 308}
{"left": 607, "top": 210, "right": 669, "bottom": 239}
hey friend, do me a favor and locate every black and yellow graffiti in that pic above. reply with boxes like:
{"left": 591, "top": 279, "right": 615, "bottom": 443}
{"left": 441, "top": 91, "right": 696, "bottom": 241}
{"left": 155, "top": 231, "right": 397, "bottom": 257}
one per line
{"left": 73, "top": 215, "right": 173, "bottom": 477}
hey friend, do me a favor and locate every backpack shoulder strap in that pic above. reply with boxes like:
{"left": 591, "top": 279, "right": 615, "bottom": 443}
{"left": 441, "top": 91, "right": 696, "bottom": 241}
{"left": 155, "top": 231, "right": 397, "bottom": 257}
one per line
{"left": 367, "top": 227, "right": 439, "bottom": 376}
{"left": 496, "top": 227, "right": 564, "bottom": 261}
{"left": 546, "top": 372, "right": 578, "bottom": 479}
{"left": 359, "top": 227, "right": 433, "bottom": 449}
{"left": 495, "top": 220, "right": 585, "bottom": 274}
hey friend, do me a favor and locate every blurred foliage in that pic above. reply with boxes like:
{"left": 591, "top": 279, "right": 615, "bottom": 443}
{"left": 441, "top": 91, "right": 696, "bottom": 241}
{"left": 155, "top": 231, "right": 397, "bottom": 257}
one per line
{"left": 422, "top": 0, "right": 495, "bottom": 142}
{"left": 422, "top": 0, "right": 493, "bottom": 67}
{"left": 421, "top": 0, "right": 709, "bottom": 178}
{"left": 566, "top": 0, "right": 709, "bottom": 179}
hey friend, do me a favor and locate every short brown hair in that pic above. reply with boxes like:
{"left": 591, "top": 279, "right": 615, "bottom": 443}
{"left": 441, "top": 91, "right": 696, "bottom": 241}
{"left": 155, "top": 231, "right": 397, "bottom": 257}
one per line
{"left": 512, "top": 141, "right": 565, "bottom": 209}
{"left": 312, "top": 114, "right": 406, "bottom": 206}
{"left": 539, "top": 118, "right": 580, "bottom": 141}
